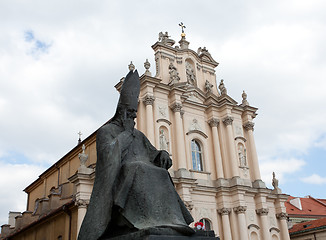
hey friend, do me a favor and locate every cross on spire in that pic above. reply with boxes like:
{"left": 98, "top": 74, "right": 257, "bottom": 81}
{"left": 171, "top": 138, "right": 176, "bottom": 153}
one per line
{"left": 179, "top": 22, "right": 186, "bottom": 37}
{"left": 78, "top": 131, "right": 82, "bottom": 145}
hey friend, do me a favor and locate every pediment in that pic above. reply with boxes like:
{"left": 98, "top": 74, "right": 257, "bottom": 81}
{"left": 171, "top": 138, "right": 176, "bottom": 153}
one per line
{"left": 199, "top": 52, "right": 218, "bottom": 66}
{"left": 182, "top": 87, "right": 206, "bottom": 104}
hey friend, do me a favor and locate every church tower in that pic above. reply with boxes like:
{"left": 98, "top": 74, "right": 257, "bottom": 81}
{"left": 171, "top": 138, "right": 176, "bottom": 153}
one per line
{"left": 118, "top": 29, "right": 290, "bottom": 240}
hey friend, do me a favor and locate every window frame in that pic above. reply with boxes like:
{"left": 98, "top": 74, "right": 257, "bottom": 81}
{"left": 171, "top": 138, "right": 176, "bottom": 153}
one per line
{"left": 191, "top": 139, "right": 204, "bottom": 171}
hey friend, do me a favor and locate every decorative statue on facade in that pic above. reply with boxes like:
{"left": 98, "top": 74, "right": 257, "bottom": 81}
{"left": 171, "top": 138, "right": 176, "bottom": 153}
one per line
{"left": 78, "top": 71, "right": 194, "bottom": 240}
{"left": 238, "top": 145, "right": 247, "bottom": 167}
{"left": 218, "top": 79, "right": 227, "bottom": 96}
{"left": 168, "top": 62, "right": 180, "bottom": 85}
{"left": 158, "top": 31, "right": 175, "bottom": 46}
{"left": 159, "top": 129, "right": 169, "bottom": 152}
{"left": 186, "top": 62, "right": 196, "bottom": 85}
{"left": 205, "top": 80, "right": 213, "bottom": 93}
{"left": 272, "top": 172, "right": 282, "bottom": 194}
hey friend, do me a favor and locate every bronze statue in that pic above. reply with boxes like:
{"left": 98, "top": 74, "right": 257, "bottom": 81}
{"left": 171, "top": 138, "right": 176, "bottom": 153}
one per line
{"left": 78, "top": 70, "right": 194, "bottom": 240}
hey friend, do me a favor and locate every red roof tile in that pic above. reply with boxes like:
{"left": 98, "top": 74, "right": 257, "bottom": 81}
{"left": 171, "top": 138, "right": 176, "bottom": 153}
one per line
{"left": 285, "top": 196, "right": 326, "bottom": 217}
{"left": 289, "top": 217, "right": 326, "bottom": 234}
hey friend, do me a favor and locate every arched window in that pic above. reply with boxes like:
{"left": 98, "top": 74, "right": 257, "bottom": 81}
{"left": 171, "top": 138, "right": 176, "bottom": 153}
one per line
{"left": 191, "top": 140, "right": 203, "bottom": 171}
{"left": 199, "top": 218, "right": 211, "bottom": 230}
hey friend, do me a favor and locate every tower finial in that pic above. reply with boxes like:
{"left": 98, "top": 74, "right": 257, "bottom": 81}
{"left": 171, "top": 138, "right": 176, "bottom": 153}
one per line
{"left": 78, "top": 131, "right": 82, "bottom": 145}
{"left": 179, "top": 22, "right": 186, "bottom": 37}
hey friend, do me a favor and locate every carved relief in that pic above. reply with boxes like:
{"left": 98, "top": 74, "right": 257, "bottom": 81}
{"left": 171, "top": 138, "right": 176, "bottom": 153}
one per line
{"left": 269, "top": 216, "right": 276, "bottom": 226}
{"left": 248, "top": 210, "right": 255, "bottom": 222}
{"left": 187, "top": 92, "right": 200, "bottom": 102}
{"left": 189, "top": 119, "right": 201, "bottom": 131}
{"left": 235, "top": 124, "right": 243, "bottom": 136}
{"left": 158, "top": 105, "right": 167, "bottom": 118}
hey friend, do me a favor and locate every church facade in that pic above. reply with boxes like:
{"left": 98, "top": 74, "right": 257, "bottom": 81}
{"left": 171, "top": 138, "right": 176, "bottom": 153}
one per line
{"left": 1, "top": 31, "right": 290, "bottom": 240}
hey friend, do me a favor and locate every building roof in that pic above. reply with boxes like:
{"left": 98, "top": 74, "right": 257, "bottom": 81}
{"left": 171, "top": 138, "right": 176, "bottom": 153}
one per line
{"left": 285, "top": 195, "right": 326, "bottom": 218}
{"left": 289, "top": 217, "right": 326, "bottom": 235}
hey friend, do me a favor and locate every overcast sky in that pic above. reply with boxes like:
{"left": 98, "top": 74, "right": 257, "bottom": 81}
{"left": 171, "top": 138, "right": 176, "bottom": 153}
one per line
{"left": 1, "top": 0, "right": 326, "bottom": 225}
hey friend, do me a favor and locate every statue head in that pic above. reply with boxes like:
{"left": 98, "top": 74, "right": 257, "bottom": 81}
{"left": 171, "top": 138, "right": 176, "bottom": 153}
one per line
{"left": 111, "top": 70, "right": 140, "bottom": 122}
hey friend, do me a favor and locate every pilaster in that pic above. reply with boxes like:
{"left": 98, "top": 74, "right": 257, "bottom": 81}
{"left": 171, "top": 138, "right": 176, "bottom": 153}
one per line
{"left": 208, "top": 118, "right": 224, "bottom": 179}
{"left": 143, "top": 94, "right": 155, "bottom": 144}
{"left": 256, "top": 208, "right": 271, "bottom": 240}
{"left": 68, "top": 145, "right": 94, "bottom": 235}
{"left": 218, "top": 208, "right": 232, "bottom": 240}
{"left": 170, "top": 102, "right": 187, "bottom": 169}
{"left": 243, "top": 121, "right": 261, "bottom": 181}
{"left": 276, "top": 212, "right": 290, "bottom": 240}
{"left": 234, "top": 206, "right": 249, "bottom": 240}
{"left": 223, "top": 116, "right": 239, "bottom": 177}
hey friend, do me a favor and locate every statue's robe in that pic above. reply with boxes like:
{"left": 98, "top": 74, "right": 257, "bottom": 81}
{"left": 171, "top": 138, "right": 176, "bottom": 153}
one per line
{"left": 78, "top": 121, "right": 193, "bottom": 240}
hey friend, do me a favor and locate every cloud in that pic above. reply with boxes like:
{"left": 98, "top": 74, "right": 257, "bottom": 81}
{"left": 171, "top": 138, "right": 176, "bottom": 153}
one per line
{"left": 0, "top": 161, "right": 46, "bottom": 224}
{"left": 260, "top": 158, "right": 306, "bottom": 187}
{"left": 301, "top": 174, "right": 326, "bottom": 185}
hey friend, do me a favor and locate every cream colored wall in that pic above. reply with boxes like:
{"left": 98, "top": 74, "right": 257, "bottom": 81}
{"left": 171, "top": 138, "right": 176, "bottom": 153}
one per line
{"left": 27, "top": 183, "right": 44, "bottom": 211}
{"left": 10, "top": 210, "right": 73, "bottom": 240}
{"left": 25, "top": 137, "right": 97, "bottom": 215}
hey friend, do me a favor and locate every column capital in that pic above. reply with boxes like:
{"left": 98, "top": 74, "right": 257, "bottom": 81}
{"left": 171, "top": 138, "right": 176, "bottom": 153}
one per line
{"left": 218, "top": 207, "right": 231, "bottom": 215}
{"left": 222, "top": 116, "right": 234, "bottom": 126}
{"left": 276, "top": 212, "right": 288, "bottom": 220}
{"left": 75, "top": 199, "right": 89, "bottom": 208}
{"left": 143, "top": 95, "right": 155, "bottom": 106}
{"left": 256, "top": 208, "right": 269, "bottom": 216}
{"left": 208, "top": 118, "right": 220, "bottom": 128}
{"left": 233, "top": 206, "right": 247, "bottom": 214}
{"left": 243, "top": 121, "right": 255, "bottom": 131}
{"left": 170, "top": 102, "right": 183, "bottom": 113}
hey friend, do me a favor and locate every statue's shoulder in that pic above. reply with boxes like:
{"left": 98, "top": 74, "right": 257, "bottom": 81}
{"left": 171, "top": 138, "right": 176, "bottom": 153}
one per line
{"left": 97, "top": 123, "right": 120, "bottom": 138}
{"left": 134, "top": 128, "right": 146, "bottom": 138}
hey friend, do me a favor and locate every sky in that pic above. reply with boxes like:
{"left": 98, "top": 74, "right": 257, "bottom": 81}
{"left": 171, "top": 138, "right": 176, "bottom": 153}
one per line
{"left": 1, "top": 0, "right": 326, "bottom": 225}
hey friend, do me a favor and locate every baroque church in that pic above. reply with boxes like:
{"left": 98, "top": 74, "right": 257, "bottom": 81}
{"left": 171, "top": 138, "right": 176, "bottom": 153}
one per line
{"left": 0, "top": 30, "right": 290, "bottom": 240}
